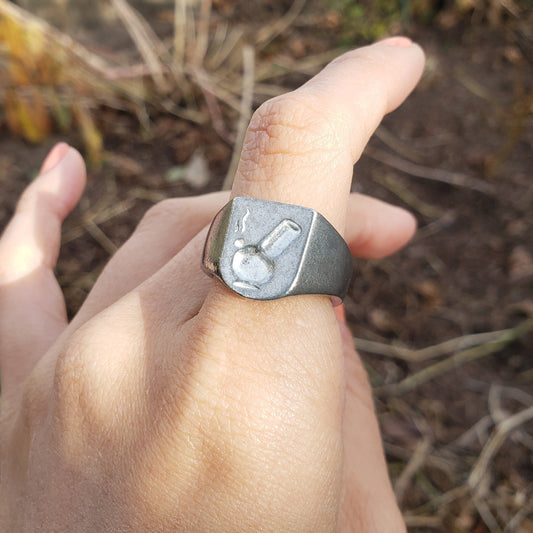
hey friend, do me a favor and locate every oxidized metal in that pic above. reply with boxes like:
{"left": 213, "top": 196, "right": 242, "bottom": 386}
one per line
{"left": 202, "top": 197, "right": 352, "bottom": 305}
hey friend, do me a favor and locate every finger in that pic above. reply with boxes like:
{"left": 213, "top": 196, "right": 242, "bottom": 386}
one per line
{"left": 40, "top": 141, "right": 70, "bottom": 174}
{"left": 187, "top": 38, "right": 423, "bottom": 525}
{"left": 338, "top": 322, "right": 405, "bottom": 532}
{"left": 0, "top": 144, "right": 86, "bottom": 398}
{"left": 200, "top": 37, "right": 423, "bottom": 315}
{"left": 232, "top": 37, "right": 424, "bottom": 232}
{"left": 69, "top": 191, "right": 229, "bottom": 330}
{"left": 345, "top": 193, "right": 416, "bottom": 259}
{"left": 79, "top": 190, "right": 415, "bottom": 333}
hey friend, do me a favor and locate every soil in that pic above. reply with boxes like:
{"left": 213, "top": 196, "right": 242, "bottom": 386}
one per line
{"left": 1, "top": 2, "right": 532, "bottom": 531}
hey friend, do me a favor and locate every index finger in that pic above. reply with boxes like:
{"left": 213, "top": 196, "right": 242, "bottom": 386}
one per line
{"left": 203, "top": 38, "right": 424, "bottom": 315}
{"left": 231, "top": 37, "right": 425, "bottom": 232}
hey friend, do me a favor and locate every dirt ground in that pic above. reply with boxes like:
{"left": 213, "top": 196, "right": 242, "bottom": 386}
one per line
{"left": 0, "top": 1, "right": 532, "bottom": 531}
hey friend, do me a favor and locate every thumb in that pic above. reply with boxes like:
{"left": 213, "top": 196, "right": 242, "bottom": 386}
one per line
{"left": 0, "top": 144, "right": 86, "bottom": 401}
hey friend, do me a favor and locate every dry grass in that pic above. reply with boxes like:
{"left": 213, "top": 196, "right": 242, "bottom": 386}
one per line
{"left": 353, "top": 319, "right": 533, "bottom": 532}
{"left": 0, "top": 0, "right": 315, "bottom": 166}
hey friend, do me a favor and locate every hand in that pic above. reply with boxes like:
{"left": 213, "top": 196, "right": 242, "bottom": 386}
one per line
{"left": 0, "top": 37, "right": 424, "bottom": 532}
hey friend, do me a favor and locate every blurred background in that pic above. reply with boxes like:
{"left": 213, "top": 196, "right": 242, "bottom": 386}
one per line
{"left": 0, "top": 0, "right": 532, "bottom": 530}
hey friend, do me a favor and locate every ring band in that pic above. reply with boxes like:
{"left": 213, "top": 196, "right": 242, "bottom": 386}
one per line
{"left": 202, "top": 197, "right": 353, "bottom": 305}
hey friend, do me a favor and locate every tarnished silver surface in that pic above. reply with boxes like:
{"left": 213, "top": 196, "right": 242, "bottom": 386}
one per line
{"left": 202, "top": 197, "right": 353, "bottom": 305}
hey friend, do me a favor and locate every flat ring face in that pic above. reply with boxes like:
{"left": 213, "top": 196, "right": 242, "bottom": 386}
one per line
{"left": 202, "top": 197, "right": 352, "bottom": 303}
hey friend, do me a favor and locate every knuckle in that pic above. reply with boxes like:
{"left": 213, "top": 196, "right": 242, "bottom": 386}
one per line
{"left": 248, "top": 94, "right": 341, "bottom": 152}
{"left": 241, "top": 94, "right": 348, "bottom": 178}
{"left": 53, "top": 324, "right": 97, "bottom": 411}
{"left": 137, "top": 198, "right": 187, "bottom": 233}
{"left": 52, "top": 320, "right": 131, "bottom": 441}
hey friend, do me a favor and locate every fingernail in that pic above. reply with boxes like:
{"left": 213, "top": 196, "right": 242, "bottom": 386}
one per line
{"left": 40, "top": 142, "right": 71, "bottom": 174}
{"left": 334, "top": 303, "right": 346, "bottom": 325}
{"left": 380, "top": 36, "right": 413, "bottom": 48}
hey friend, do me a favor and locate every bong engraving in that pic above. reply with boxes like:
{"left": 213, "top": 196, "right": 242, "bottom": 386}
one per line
{"left": 232, "top": 219, "right": 302, "bottom": 289}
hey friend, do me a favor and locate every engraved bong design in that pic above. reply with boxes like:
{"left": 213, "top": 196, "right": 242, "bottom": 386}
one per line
{"left": 232, "top": 219, "right": 302, "bottom": 289}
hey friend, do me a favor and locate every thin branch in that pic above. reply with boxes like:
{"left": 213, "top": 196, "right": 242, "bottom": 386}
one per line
{"left": 374, "top": 173, "right": 444, "bottom": 218}
{"left": 450, "top": 415, "right": 493, "bottom": 449}
{"left": 173, "top": 0, "right": 187, "bottom": 71}
{"left": 223, "top": 45, "right": 255, "bottom": 190}
{"left": 207, "top": 26, "right": 244, "bottom": 71}
{"left": 468, "top": 404, "right": 533, "bottom": 491}
{"left": 82, "top": 219, "right": 118, "bottom": 256}
{"left": 376, "top": 320, "right": 533, "bottom": 396}
{"left": 0, "top": 0, "right": 144, "bottom": 103}
{"left": 192, "top": 67, "right": 232, "bottom": 143}
{"left": 374, "top": 125, "right": 425, "bottom": 163}
{"left": 473, "top": 496, "right": 502, "bottom": 533}
{"left": 384, "top": 442, "right": 456, "bottom": 475}
{"left": 504, "top": 501, "right": 533, "bottom": 533}
{"left": 394, "top": 436, "right": 432, "bottom": 506}
{"left": 354, "top": 327, "right": 516, "bottom": 363}
{"left": 364, "top": 146, "right": 496, "bottom": 195}
{"left": 111, "top": 0, "right": 169, "bottom": 92}
{"left": 192, "top": 0, "right": 212, "bottom": 66}
{"left": 255, "top": 0, "right": 307, "bottom": 49}
{"left": 62, "top": 198, "right": 135, "bottom": 244}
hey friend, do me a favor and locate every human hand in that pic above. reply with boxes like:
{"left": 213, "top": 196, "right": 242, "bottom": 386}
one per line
{"left": 0, "top": 37, "right": 424, "bottom": 532}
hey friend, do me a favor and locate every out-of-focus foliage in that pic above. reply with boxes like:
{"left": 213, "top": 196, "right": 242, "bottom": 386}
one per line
{"left": 325, "top": 0, "right": 407, "bottom": 43}
{"left": 1, "top": 12, "right": 60, "bottom": 143}
{"left": 324, "top": 0, "right": 531, "bottom": 44}
{"left": 0, "top": 0, "right": 258, "bottom": 164}
{"left": 0, "top": 3, "right": 106, "bottom": 163}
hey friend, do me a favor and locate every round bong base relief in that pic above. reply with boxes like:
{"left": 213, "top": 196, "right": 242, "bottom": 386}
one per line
{"left": 202, "top": 197, "right": 353, "bottom": 305}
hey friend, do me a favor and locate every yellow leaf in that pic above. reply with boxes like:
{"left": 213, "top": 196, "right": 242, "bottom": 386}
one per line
{"left": 73, "top": 104, "right": 103, "bottom": 167}
{"left": 5, "top": 88, "right": 52, "bottom": 143}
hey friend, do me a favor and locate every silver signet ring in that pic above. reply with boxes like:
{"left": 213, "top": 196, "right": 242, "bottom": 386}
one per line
{"left": 201, "top": 197, "right": 352, "bottom": 306}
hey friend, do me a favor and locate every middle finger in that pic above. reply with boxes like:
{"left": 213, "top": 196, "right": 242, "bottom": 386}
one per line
{"left": 70, "top": 189, "right": 416, "bottom": 330}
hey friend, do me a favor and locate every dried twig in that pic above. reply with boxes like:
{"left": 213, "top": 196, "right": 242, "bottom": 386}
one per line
{"left": 256, "top": 49, "right": 339, "bottom": 80}
{"left": 409, "top": 485, "right": 469, "bottom": 516}
{"left": 365, "top": 146, "right": 495, "bottom": 195}
{"left": 82, "top": 218, "right": 118, "bottom": 256}
{"left": 207, "top": 26, "right": 244, "bottom": 71}
{"left": 473, "top": 496, "right": 502, "bottom": 533}
{"left": 62, "top": 199, "right": 135, "bottom": 244}
{"left": 375, "top": 319, "right": 533, "bottom": 396}
{"left": 384, "top": 442, "right": 456, "bottom": 476}
{"left": 450, "top": 415, "right": 493, "bottom": 449}
{"left": 192, "top": 67, "right": 232, "bottom": 142}
{"left": 355, "top": 327, "right": 516, "bottom": 363}
{"left": 173, "top": 0, "right": 187, "bottom": 71}
{"left": 394, "top": 436, "right": 433, "bottom": 506}
{"left": 111, "top": 0, "right": 170, "bottom": 92}
{"left": 374, "top": 125, "right": 424, "bottom": 163}
{"left": 223, "top": 45, "right": 255, "bottom": 190}
{"left": 255, "top": 0, "right": 307, "bottom": 49}
{"left": 468, "top": 404, "right": 533, "bottom": 491}
{"left": 192, "top": 0, "right": 212, "bottom": 66}
{"left": 373, "top": 173, "right": 444, "bottom": 218}
{"left": 504, "top": 501, "right": 533, "bottom": 533}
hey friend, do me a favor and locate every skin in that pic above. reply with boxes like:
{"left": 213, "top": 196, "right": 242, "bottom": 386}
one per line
{"left": 0, "top": 38, "right": 425, "bottom": 532}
